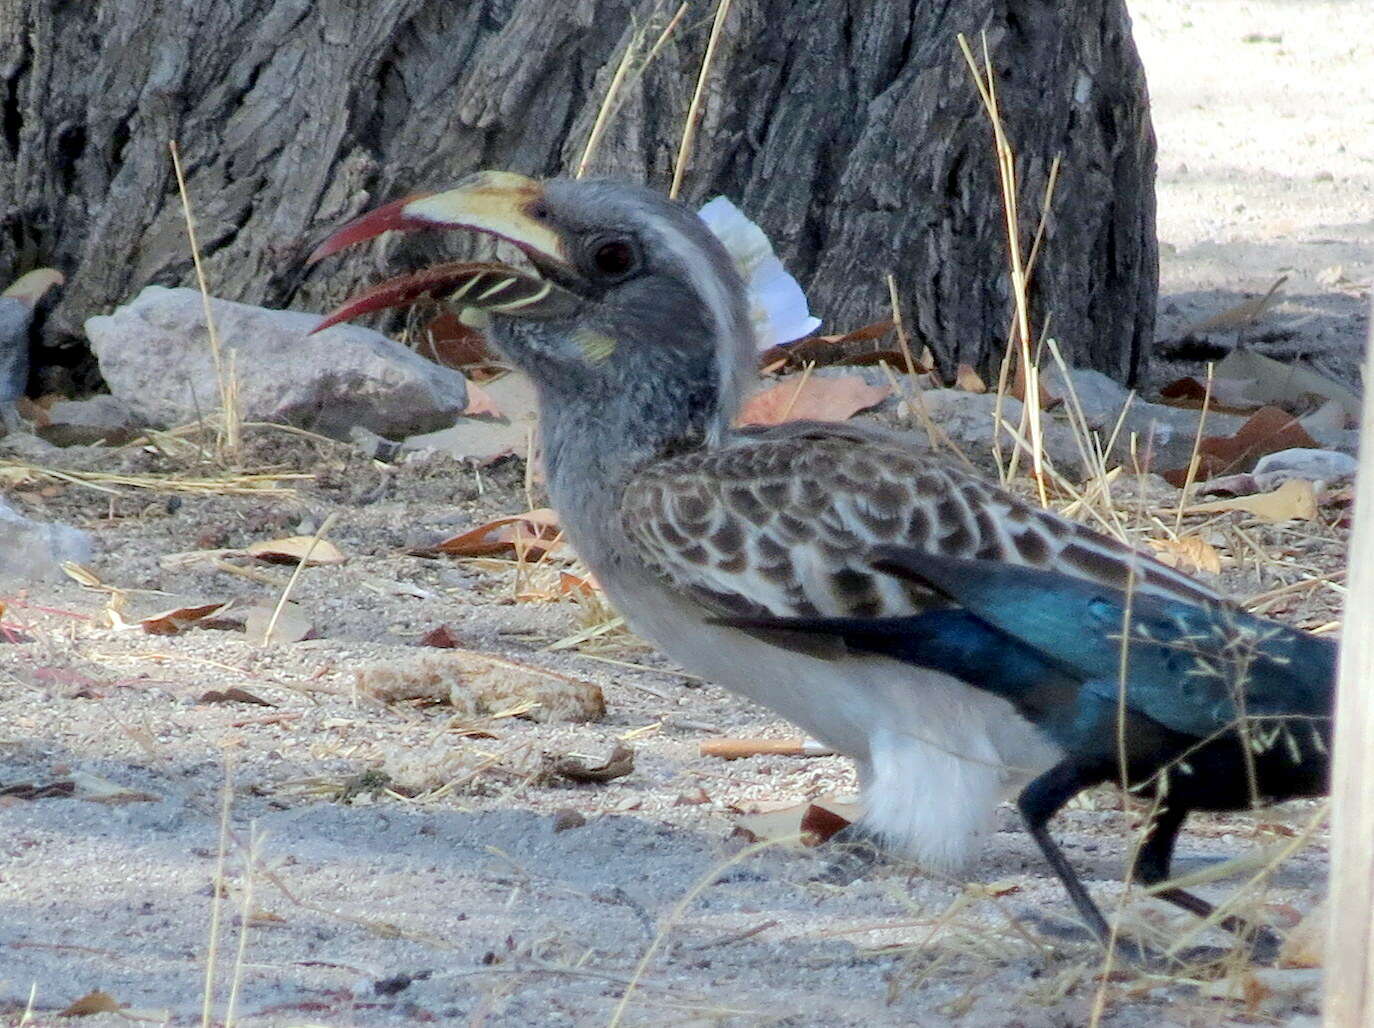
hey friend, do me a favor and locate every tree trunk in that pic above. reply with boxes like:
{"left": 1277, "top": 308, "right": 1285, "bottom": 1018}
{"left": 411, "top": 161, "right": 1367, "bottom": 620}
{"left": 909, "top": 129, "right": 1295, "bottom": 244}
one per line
{"left": 1, "top": 0, "right": 1157, "bottom": 392}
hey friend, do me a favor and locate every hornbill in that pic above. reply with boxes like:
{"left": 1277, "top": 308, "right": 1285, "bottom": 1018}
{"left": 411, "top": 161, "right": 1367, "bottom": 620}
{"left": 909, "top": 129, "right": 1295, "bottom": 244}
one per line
{"left": 307, "top": 172, "right": 1334, "bottom": 952}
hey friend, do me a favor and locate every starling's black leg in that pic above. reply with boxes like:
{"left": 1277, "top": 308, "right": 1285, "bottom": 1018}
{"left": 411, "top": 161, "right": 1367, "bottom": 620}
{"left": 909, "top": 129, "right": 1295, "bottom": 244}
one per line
{"left": 1017, "top": 761, "right": 1116, "bottom": 947}
{"left": 1134, "top": 803, "right": 1282, "bottom": 963}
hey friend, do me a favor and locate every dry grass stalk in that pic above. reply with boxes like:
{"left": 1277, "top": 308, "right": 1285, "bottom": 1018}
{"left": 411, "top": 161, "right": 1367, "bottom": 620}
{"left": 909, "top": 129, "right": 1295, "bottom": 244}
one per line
{"left": 957, "top": 32, "right": 1052, "bottom": 505}
{"left": 169, "top": 141, "right": 242, "bottom": 464}
{"left": 223, "top": 823, "right": 260, "bottom": 1028}
{"left": 1322, "top": 299, "right": 1374, "bottom": 1025}
{"left": 261, "top": 512, "right": 339, "bottom": 645}
{"left": 201, "top": 753, "right": 235, "bottom": 1028}
{"left": 577, "top": 2, "right": 690, "bottom": 178}
{"left": 669, "top": 0, "right": 734, "bottom": 200}
{"left": 609, "top": 836, "right": 784, "bottom": 1028}
{"left": 1173, "top": 363, "right": 1215, "bottom": 532}
{"left": 0, "top": 460, "right": 307, "bottom": 496}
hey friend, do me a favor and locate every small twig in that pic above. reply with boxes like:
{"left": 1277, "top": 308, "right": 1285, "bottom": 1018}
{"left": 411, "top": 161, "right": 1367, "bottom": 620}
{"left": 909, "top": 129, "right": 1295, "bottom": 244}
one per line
{"left": 670, "top": 0, "right": 734, "bottom": 199}
{"left": 578, "top": 3, "right": 689, "bottom": 178}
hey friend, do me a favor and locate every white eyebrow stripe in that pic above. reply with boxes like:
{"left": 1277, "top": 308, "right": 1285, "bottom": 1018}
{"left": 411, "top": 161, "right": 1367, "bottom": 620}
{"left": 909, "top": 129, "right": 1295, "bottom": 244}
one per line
{"left": 645, "top": 221, "right": 754, "bottom": 442}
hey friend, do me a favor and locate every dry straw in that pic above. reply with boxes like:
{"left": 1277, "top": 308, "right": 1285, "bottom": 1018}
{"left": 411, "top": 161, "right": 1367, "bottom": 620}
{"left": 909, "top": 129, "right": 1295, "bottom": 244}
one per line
{"left": 169, "top": 141, "right": 242, "bottom": 463}
{"left": 670, "top": 0, "right": 734, "bottom": 200}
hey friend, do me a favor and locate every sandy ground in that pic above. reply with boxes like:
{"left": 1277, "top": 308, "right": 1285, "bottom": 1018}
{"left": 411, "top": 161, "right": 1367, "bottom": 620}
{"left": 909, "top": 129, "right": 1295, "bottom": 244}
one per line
{"left": 2, "top": 2, "right": 1369, "bottom": 1025}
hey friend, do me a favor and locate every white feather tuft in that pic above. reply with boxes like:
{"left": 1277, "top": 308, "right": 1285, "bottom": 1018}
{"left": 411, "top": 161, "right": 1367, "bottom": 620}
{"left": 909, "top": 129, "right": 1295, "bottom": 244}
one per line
{"left": 699, "top": 196, "right": 820, "bottom": 350}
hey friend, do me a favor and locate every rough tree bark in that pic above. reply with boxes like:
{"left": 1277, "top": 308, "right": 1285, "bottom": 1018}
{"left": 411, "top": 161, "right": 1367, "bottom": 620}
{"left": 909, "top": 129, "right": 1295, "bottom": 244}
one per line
{"left": 1, "top": 0, "right": 1157, "bottom": 390}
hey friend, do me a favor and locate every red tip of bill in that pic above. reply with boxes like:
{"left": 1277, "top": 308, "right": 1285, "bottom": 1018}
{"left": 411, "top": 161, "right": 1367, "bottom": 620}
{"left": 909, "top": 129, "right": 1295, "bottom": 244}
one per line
{"left": 305, "top": 192, "right": 437, "bottom": 265}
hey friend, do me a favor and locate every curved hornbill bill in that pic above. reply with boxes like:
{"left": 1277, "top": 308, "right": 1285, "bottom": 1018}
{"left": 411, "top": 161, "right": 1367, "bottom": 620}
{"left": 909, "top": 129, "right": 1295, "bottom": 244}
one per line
{"left": 309, "top": 172, "right": 1337, "bottom": 954}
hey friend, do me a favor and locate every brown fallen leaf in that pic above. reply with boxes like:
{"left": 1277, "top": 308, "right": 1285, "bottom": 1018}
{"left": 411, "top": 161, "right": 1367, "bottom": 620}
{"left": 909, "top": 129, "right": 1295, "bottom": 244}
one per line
{"left": 246, "top": 535, "right": 346, "bottom": 566}
{"left": 0, "top": 780, "right": 77, "bottom": 800}
{"left": 954, "top": 363, "right": 987, "bottom": 393}
{"left": 733, "top": 795, "right": 861, "bottom": 848}
{"left": 1279, "top": 900, "right": 1327, "bottom": 968}
{"left": 60, "top": 990, "right": 122, "bottom": 1017}
{"left": 431, "top": 508, "right": 562, "bottom": 560}
{"left": 757, "top": 320, "right": 907, "bottom": 374}
{"left": 738, "top": 375, "right": 890, "bottom": 426}
{"left": 1184, "top": 479, "right": 1318, "bottom": 523}
{"left": 463, "top": 380, "right": 502, "bottom": 418}
{"left": 1160, "top": 405, "right": 1317, "bottom": 485}
{"left": 199, "top": 687, "right": 275, "bottom": 707}
{"left": 140, "top": 601, "right": 231, "bottom": 636}
{"left": 555, "top": 743, "right": 635, "bottom": 783}
{"left": 1158, "top": 375, "right": 1269, "bottom": 414}
{"left": 1147, "top": 535, "right": 1223, "bottom": 575}
{"left": 419, "top": 624, "right": 462, "bottom": 648}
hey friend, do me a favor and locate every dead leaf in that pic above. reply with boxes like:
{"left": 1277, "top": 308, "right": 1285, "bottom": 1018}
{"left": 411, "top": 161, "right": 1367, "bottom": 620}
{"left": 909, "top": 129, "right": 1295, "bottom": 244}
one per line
{"left": 558, "top": 571, "right": 599, "bottom": 597}
{"left": 199, "top": 687, "right": 274, "bottom": 707}
{"left": 243, "top": 603, "right": 316, "bottom": 645}
{"left": 1160, "top": 406, "right": 1317, "bottom": 485}
{"left": 1160, "top": 353, "right": 1358, "bottom": 423}
{"left": 463, "top": 380, "right": 502, "bottom": 418}
{"left": 1216, "top": 348, "right": 1360, "bottom": 421}
{"left": 60, "top": 990, "right": 122, "bottom": 1017}
{"left": 70, "top": 771, "right": 159, "bottom": 805}
{"left": 738, "top": 375, "right": 890, "bottom": 426}
{"left": 1279, "top": 900, "right": 1326, "bottom": 968}
{"left": 419, "top": 624, "right": 461, "bottom": 648}
{"left": 1147, "top": 535, "right": 1223, "bottom": 575}
{"left": 757, "top": 320, "right": 909, "bottom": 373}
{"left": 431, "top": 508, "right": 562, "bottom": 559}
{"left": 140, "top": 601, "right": 231, "bottom": 636}
{"left": 2, "top": 267, "right": 64, "bottom": 306}
{"left": 954, "top": 363, "right": 987, "bottom": 393}
{"left": 1184, "top": 479, "right": 1317, "bottom": 523}
{"left": 1183, "top": 275, "right": 1287, "bottom": 335}
{"left": 0, "top": 780, "right": 76, "bottom": 800}
{"left": 418, "top": 310, "right": 496, "bottom": 368}
{"left": 733, "top": 795, "right": 861, "bottom": 848}
{"left": 1158, "top": 375, "right": 1268, "bottom": 413}
{"left": 555, "top": 743, "right": 635, "bottom": 783}
{"left": 246, "top": 536, "right": 345, "bottom": 566}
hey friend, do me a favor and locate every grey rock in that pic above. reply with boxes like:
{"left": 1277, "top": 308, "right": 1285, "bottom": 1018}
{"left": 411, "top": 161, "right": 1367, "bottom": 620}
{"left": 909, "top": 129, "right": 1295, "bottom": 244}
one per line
{"left": 912, "top": 389, "right": 1082, "bottom": 470}
{"left": 86, "top": 286, "right": 467, "bottom": 438}
{"left": 1253, "top": 447, "right": 1359, "bottom": 486}
{"left": 0, "top": 297, "right": 31, "bottom": 408}
{"left": 0, "top": 497, "right": 94, "bottom": 585}
{"left": 1043, "top": 366, "right": 1132, "bottom": 427}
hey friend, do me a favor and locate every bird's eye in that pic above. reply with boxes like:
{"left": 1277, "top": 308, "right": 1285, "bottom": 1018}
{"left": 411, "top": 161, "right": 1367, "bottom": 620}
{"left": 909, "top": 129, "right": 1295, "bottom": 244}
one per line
{"left": 587, "top": 236, "right": 640, "bottom": 281}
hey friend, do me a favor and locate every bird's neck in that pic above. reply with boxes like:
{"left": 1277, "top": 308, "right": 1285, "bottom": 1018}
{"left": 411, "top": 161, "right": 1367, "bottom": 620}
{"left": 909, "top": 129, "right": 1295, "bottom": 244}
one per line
{"left": 534, "top": 354, "right": 728, "bottom": 561}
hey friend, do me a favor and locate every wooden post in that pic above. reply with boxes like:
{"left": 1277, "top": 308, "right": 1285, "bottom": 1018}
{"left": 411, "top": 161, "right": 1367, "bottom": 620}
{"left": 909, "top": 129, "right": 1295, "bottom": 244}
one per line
{"left": 1324, "top": 297, "right": 1374, "bottom": 1025}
